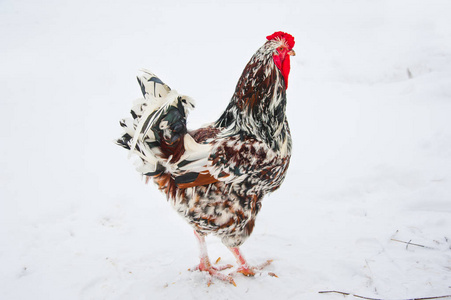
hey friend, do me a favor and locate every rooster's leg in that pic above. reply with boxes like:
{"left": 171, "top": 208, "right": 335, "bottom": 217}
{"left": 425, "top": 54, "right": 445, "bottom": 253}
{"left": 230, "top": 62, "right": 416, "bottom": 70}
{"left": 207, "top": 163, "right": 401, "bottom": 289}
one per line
{"left": 228, "top": 247, "right": 273, "bottom": 277}
{"left": 192, "top": 231, "right": 235, "bottom": 286}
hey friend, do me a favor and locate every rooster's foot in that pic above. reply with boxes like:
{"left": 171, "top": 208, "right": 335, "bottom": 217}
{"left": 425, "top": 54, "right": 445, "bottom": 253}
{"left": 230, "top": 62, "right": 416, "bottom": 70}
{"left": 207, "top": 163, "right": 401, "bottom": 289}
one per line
{"left": 234, "top": 259, "right": 274, "bottom": 277}
{"left": 190, "top": 263, "right": 236, "bottom": 286}
{"left": 190, "top": 262, "right": 233, "bottom": 272}
{"left": 229, "top": 247, "right": 276, "bottom": 277}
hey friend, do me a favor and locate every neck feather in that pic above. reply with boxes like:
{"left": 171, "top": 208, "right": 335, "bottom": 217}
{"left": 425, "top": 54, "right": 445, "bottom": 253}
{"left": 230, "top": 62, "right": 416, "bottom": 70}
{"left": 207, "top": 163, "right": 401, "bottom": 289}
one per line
{"left": 215, "top": 44, "right": 289, "bottom": 151}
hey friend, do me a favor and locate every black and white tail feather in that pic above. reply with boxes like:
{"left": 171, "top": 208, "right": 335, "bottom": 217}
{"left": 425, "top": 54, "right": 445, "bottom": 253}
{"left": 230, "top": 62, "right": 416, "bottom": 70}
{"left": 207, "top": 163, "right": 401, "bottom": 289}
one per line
{"left": 116, "top": 70, "right": 207, "bottom": 178}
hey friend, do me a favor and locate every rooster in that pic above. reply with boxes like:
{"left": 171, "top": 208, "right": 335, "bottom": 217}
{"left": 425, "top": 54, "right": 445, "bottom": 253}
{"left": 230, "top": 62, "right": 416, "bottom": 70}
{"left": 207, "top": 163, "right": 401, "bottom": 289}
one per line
{"left": 116, "top": 31, "right": 295, "bottom": 285}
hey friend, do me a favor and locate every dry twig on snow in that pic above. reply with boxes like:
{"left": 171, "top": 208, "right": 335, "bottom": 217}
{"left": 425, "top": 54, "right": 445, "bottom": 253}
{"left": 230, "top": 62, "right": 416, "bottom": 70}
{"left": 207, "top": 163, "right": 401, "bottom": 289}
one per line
{"left": 390, "top": 238, "right": 431, "bottom": 250}
{"left": 318, "top": 290, "right": 451, "bottom": 300}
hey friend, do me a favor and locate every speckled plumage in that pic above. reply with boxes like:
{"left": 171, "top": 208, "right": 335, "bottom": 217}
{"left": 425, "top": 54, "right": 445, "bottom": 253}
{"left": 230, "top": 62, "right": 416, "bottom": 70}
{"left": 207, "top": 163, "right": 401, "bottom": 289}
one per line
{"left": 116, "top": 32, "right": 295, "bottom": 278}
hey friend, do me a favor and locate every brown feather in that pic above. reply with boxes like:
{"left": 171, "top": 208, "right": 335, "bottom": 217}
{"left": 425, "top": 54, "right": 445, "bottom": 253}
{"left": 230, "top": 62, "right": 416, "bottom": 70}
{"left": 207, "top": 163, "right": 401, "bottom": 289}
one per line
{"left": 177, "top": 172, "right": 219, "bottom": 189}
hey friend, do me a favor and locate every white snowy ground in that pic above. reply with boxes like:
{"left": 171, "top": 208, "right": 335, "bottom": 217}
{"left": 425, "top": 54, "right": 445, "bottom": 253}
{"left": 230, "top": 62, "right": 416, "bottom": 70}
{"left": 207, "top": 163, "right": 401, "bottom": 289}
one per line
{"left": 1, "top": 1, "right": 451, "bottom": 299}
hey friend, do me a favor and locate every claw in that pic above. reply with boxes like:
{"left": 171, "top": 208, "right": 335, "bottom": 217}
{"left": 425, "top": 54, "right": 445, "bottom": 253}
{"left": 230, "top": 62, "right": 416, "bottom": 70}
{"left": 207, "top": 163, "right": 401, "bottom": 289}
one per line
{"left": 231, "top": 279, "right": 237, "bottom": 287}
{"left": 258, "top": 260, "right": 273, "bottom": 269}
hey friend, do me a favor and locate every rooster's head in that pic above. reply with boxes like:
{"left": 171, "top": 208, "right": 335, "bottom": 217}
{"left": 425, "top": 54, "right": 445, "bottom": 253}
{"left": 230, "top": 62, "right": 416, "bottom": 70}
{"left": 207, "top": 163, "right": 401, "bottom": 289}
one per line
{"left": 266, "top": 31, "right": 296, "bottom": 89}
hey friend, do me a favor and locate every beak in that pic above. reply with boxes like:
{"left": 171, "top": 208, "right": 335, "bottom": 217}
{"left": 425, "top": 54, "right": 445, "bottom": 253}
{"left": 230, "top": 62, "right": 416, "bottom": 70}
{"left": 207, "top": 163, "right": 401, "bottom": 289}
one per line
{"left": 288, "top": 49, "right": 296, "bottom": 56}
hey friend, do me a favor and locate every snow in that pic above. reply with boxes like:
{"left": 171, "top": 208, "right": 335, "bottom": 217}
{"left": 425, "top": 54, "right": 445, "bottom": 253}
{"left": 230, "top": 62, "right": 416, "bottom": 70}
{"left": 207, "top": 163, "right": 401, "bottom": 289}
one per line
{"left": 1, "top": 0, "right": 451, "bottom": 299}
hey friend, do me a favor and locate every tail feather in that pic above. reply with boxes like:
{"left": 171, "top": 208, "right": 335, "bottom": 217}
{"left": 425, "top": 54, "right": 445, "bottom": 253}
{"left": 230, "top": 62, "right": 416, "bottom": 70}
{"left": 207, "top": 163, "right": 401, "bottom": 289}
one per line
{"left": 115, "top": 132, "right": 132, "bottom": 150}
{"left": 137, "top": 69, "right": 171, "bottom": 100}
{"left": 116, "top": 70, "right": 195, "bottom": 179}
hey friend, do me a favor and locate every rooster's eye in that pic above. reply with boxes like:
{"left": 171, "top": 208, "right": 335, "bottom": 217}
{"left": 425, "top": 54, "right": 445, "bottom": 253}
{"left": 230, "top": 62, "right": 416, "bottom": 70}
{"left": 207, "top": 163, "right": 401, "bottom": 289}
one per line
{"left": 278, "top": 47, "right": 284, "bottom": 52}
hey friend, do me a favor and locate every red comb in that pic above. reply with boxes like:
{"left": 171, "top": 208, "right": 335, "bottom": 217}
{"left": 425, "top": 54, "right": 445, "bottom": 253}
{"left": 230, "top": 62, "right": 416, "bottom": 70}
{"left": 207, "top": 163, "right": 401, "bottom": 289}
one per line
{"left": 266, "top": 31, "right": 295, "bottom": 49}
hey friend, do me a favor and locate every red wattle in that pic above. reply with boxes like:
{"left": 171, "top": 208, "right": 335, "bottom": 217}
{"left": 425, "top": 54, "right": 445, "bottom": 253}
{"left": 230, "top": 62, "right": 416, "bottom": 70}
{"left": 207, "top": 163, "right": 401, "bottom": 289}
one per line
{"left": 273, "top": 54, "right": 291, "bottom": 89}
